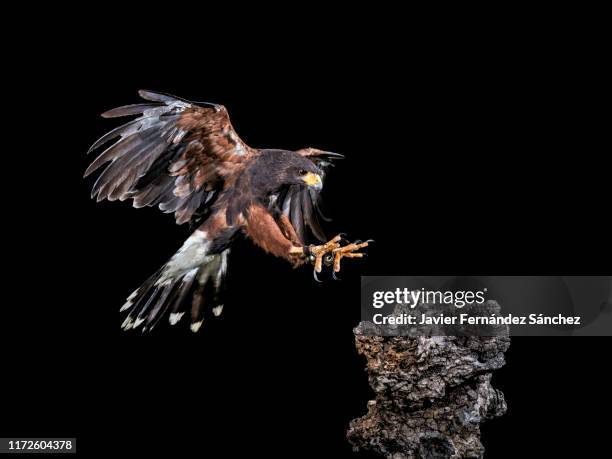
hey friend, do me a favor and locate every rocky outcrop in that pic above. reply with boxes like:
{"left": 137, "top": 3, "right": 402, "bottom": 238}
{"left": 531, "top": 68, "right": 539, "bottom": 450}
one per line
{"left": 347, "top": 319, "right": 510, "bottom": 458}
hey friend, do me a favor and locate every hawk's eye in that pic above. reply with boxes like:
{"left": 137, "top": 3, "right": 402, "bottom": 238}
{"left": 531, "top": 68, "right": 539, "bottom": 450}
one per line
{"left": 298, "top": 169, "right": 308, "bottom": 175}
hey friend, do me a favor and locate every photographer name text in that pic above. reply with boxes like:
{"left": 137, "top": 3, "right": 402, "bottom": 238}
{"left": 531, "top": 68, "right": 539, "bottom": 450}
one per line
{"left": 372, "top": 313, "right": 582, "bottom": 326}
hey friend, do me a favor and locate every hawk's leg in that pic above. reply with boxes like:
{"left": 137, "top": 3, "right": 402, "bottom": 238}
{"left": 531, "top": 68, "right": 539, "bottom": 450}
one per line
{"left": 307, "top": 235, "right": 370, "bottom": 281}
{"left": 245, "top": 206, "right": 369, "bottom": 277}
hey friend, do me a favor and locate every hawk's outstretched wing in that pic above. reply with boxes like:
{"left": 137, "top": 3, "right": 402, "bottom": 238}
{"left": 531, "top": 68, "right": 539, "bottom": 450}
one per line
{"left": 277, "top": 148, "right": 344, "bottom": 243}
{"left": 85, "top": 90, "right": 256, "bottom": 224}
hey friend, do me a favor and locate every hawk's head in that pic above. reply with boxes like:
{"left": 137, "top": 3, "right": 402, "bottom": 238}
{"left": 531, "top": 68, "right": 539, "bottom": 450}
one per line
{"left": 255, "top": 150, "right": 324, "bottom": 192}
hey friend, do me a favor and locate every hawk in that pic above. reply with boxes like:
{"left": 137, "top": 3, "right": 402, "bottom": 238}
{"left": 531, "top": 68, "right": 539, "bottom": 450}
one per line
{"left": 85, "top": 90, "right": 369, "bottom": 332}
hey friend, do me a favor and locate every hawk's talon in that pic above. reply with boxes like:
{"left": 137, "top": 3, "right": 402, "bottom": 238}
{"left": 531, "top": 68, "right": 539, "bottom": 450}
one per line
{"left": 306, "top": 234, "right": 369, "bottom": 280}
{"left": 332, "top": 240, "right": 369, "bottom": 273}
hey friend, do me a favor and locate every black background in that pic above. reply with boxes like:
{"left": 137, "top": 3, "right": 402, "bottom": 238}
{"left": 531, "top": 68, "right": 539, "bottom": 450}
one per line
{"left": 4, "top": 7, "right": 610, "bottom": 458}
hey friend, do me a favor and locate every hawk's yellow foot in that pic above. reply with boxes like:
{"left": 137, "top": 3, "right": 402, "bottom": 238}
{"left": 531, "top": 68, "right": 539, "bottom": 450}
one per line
{"left": 307, "top": 236, "right": 370, "bottom": 281}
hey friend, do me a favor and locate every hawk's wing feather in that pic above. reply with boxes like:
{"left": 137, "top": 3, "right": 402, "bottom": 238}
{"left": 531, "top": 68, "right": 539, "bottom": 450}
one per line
{"left": 101, "top": 103, "right": 166, "bottom": 118}
{"left": 280, "top": 185, "right": 328, "bottom": 244}
{"left": 85, "top": 90, "right": 255, "bottom": 224}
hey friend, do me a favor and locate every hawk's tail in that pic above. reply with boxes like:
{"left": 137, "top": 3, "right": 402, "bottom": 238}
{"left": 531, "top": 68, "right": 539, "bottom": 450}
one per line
{"left": 119, "top": 232, "right": 229, "bottom": 333}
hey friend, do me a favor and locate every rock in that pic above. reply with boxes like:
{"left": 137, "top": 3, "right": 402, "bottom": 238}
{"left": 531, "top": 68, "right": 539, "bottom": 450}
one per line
{"left": 347, "top": 323, "right": 510, "bottom": 458}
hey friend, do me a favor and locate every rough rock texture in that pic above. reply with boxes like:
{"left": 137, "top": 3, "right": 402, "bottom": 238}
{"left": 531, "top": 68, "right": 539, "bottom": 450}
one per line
{"left": 347, "top": 321, "right": 510, "bottom": 458}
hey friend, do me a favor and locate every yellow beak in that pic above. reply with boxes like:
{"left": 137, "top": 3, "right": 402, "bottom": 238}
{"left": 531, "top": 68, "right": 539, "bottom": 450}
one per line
{"left": 302, "top": 172, "right": 322, "bottom": 189}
